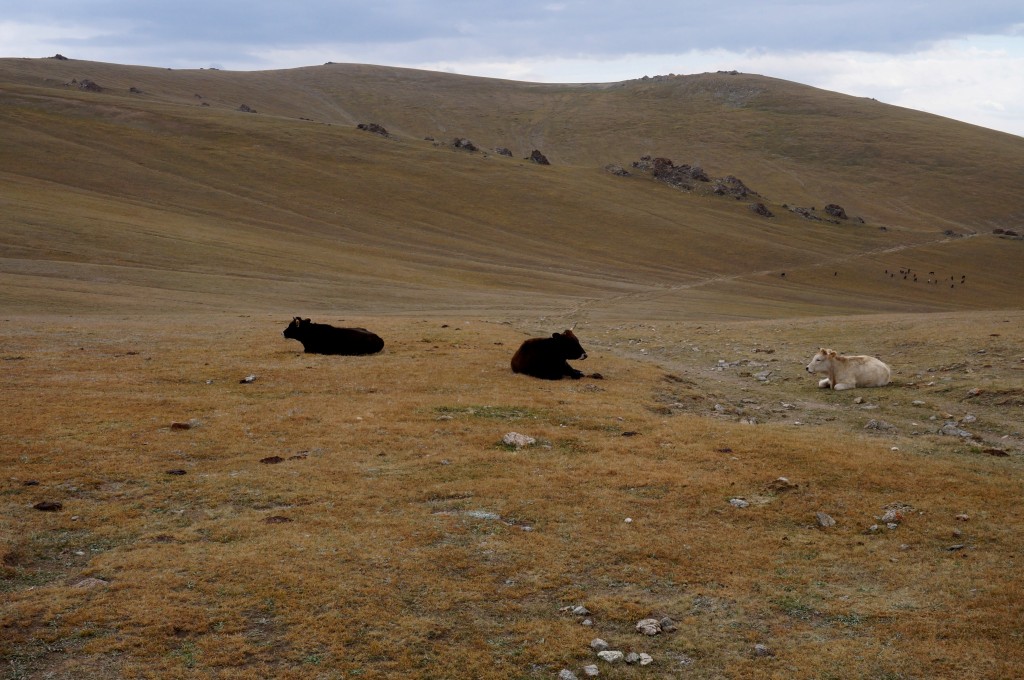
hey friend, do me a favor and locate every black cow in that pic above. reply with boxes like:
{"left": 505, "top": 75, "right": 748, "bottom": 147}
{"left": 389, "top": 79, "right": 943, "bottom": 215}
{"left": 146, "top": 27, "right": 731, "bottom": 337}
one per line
{"left": 511, "top": 329, "right": 587, "bottom": 380}
{"left": 282, "top": 317, "right": 384, "bottom": 355}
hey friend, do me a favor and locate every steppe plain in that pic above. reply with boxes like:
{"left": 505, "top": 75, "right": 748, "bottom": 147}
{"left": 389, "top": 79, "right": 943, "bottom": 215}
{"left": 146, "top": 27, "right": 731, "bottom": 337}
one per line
{"left": 2, "top": 58, "right": 1023, "bottom": 679}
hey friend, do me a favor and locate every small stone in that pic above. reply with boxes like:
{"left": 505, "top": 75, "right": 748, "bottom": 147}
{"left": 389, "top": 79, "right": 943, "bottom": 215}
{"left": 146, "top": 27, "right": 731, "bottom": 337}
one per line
{"left": 597, "top": 650, "right": 624, "bottom": 663}
{"left": 879, "top": 509, "right": 904, "bottom": 524}
{"left": 581, "top": 618, "right": 593, "bottom": 626}
{"left": 911, "top": 400, "right": 926, "bottom": 406}
{"left": 866, "top": 524, "right": 880, "bottom": 533}
{"left": 259, "top": 455, "right": 285, "bottom": 464}
{"left": 590, "top": 638, "right": 609, "bottom": 652}
{"left": 956, "top": 513, "right": 970, "bottom": 521}
{"left": 240, "top": 374, "right": 257, "bottom": 383}
{"left": 72, "top": 577, "right": 108, "bottom": 588}
{"left": 729, "top": 498, "right": 749, "bottom": 508}
{"left": 947, "top": 544, "right": 966, "bottom": 551}
{"left": 624, "top": 517, "right": 633, "bottom": 523}
{"left": 816, "top": 511, "right": 836, "bottom": 528}
{"left": 166, "top": 469, "right": 187, "bottom": 475}
{"left": 658, "top": 616, "right": 677, "bottom": 632}
{"left": 625, "top": 652, "right": 641, "bottom": 664}
{"left": 961, "top": 414, "right": 977, "bottom": 424}
{"left": 636, "top": 618, "right": 662, "bottom": 635}
{"left": 639, "top": 653, "right": 654, "bottom": 666}
{"left": 559, "top": 671, "right": 579, "bottom": 680}
{"left": 853, "top": 396, "right": 864, "bottom": 404}
{"left": 170, "top": 421, "right": 192, "bottom": 430}
{"left": 23, "top": 480, "right": 40, "bottom": 486}
{"left": 753, "top": 643, "right": 774, "bottom": 658}
{"left": 33, "top": 501, "right": 62, "bottom": 512}
{"left": 769, "top": 477, "right": 797, "bottom": 492}
{"left": 572, "top": 605, "right": 591, "bottom": 617}
{"left": 583, "top": 665, "right": 600, "bottom": 677}
{"left": 502, "top": 432, "right": 536, "bottom": 448}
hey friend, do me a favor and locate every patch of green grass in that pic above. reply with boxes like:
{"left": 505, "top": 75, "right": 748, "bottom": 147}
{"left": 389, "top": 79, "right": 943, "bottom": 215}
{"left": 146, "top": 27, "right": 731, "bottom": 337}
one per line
{"left": 170, "top": 640, "right": 201, "bottom": 669}
{"left": 434, "top": 405, "right": 544, "bottom": 420}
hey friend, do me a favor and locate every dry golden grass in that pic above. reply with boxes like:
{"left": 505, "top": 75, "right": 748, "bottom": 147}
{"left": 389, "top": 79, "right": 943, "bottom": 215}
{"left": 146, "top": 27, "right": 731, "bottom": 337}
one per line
{"left": 2, "top": 57, "right": 1023, "bottom": 678}
{"left": 3, "top": 313, "right": 1022, "bottom": 679}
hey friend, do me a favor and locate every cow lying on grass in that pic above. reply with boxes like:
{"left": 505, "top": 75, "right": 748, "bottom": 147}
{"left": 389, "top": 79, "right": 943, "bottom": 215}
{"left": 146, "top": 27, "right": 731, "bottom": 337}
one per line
{"left": 283, "top": 317, "right": 384, "bottom": 355}
{"left": 806, "top": 348, "right": 891, "bottom": 390}
{"left": 511, "top": 329, "right": 588, "bottom": 380}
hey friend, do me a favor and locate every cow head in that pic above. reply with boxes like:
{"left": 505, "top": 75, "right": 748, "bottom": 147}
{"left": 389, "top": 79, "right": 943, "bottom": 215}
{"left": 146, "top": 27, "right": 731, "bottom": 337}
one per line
{"left": 283, "top": 316, "right": 310, "bottom": 339}
{"left": 553, "top": 329, "right": 587, "bottom": 360}
{"left": 805, "top": 347, "right": 835, "bottom": 374}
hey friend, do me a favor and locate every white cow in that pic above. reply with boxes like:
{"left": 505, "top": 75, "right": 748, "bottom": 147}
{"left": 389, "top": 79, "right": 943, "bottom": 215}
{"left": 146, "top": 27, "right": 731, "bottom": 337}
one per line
{"left": 805, "top": 348, "right": 891, "bottom": 390}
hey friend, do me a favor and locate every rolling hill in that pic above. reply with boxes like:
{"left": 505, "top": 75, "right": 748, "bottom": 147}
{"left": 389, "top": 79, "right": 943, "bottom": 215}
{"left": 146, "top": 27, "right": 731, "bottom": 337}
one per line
{"left": 1, "top": 56, "right": 1022, "bottom": 319}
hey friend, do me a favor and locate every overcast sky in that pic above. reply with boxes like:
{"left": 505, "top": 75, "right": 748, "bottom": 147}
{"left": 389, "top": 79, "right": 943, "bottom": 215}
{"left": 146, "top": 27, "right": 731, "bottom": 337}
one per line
{"left": 3, "top": 1, "right": 1023, "bottom": 136}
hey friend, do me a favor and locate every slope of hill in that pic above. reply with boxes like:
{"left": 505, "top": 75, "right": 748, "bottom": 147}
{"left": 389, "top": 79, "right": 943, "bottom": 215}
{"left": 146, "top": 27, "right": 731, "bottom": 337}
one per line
{"left": 1, "top": 56, "right": 1022, "bottom": 319}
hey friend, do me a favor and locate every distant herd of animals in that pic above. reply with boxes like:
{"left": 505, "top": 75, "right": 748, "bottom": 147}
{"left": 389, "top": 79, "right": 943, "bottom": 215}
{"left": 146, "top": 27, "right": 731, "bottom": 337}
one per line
{"left": 283, "top": 317, "right": 892, "bottom": 390}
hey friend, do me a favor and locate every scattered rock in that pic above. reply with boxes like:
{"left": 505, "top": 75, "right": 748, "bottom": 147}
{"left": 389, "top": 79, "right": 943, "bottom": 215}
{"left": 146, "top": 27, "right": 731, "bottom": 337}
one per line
{"left": 502, "top": 432, "right": 536, "bottom": 448}
{"left": 582, "top": 665, "right": 599, "bottom": 677}
{"left": 636, "top": 618, "right": 662, "bottom": 635}
{"left": 639, "top": 653, "right": 654, "bottom": 666}
{"left": 571, "top": 605, "right": 591, "bottom": 617}
{"left": 165, "top": 469, "right": 187, "bottom": 476}
{"left": 659, "top": 616, "right": 677, "bottom": 632}
{"left": 625, "top": 652, "right": 641, "bottom": 664}
{"left": 259, "top": 456, "right": 285, "bottom": 464}
{"left": 753, "top": 643, "right": 775, "bottom": 658}
{"left": 494, "top": 147, "right": 513, "bottom": 157}
{"left": 816, "top": 511, "right": 836, "bottom": 528}
{"left": 824, "top": 204, "right": 848, "bottom": 219}
{"left": 955, "top": 513, "right": 970, "bottom": 521}
{"left": 51, "top": 54, "right": 69, "bottom": 60}
{"left": 853, "top": 396, "right": 864, "bottom": 404}
{"left": 590, "top": 638, "right": 609, "bottom": 652}
{"left": 730, "top": 498, "right": 750, "bottom": 508}
{"left": 23, "top": 480, "right": 39, "bottom": 486}
{"left": 33, "top": 501, "right": 62, "bottom": 512}
{"left": 237, "top": 104, "right": 256, "bottom": 113}
{"left": 240, "top": 374, "right": 257, "bottom": 383}
{"left": 751, "top": 202, "right": 774, "bottom": 218}
{"left": 72, "top": 577, "right": 108, "bottom": 588}
{"left": 769, "top": 477, "right": 798, "bottom": 493}
{"left": 453, "top": 137, "right": 477, "bottom": 151}
{"left": 946, "top": 544, "right": 966, "bottom": 551}
{"left": 604, "top": 164, "right": 630, "bottom": 176}
{"left": 559, "top": 671, "right": 579, "bottom": 680}
{"left": 939, "top": 421, "right": 972, "bottom": 438}
{"left": 356, "top": 122, "right": 389, "bottom": 136}
{"left": 597, "top": 650, "right": 624, "bottom": 663}
{"left": 170, "top": 421, "right": 194, "bottom": 430}
{"left": 77, "top": 79, "right": 103, "bottom": 92}
{"left": 864, "top": 419, "right": 896, "bottom": 432}
{"left": 983, "top": 448, "right": 1009, "bottom": 457}
{"left": 529, "top": 149, "right": 550, "bottom": 165}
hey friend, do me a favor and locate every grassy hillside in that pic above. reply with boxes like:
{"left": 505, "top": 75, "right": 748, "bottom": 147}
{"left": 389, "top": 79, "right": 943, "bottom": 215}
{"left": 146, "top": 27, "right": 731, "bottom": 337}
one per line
{"left": 1, "top": 57, "right": 1022, "bottom": 318}
{"left": 2, "top": 57, "right": 1023, "bottom": 679}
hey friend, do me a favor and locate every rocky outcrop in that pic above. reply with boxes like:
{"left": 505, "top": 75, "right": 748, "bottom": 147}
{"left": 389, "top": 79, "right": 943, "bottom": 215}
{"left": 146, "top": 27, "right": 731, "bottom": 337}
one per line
{"left": 357, "top": 122, "right": 389, "bottom": 136}
{"left": 529, "top": 149, "right": 550, "bottom": 165}
{"left": 824, "top": 203, "right": 848, "bottom": 219}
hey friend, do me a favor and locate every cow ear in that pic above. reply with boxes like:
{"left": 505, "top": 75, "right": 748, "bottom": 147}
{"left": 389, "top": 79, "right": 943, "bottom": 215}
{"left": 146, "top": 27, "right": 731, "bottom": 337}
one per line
{"left": 551, "top": 332, "right": 561, "bottom": 339}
